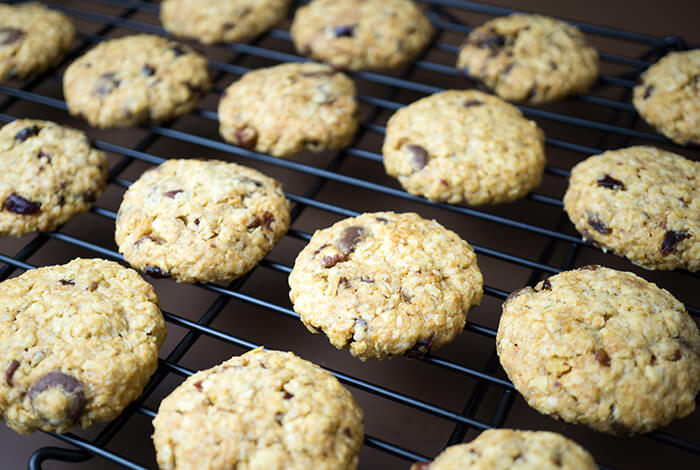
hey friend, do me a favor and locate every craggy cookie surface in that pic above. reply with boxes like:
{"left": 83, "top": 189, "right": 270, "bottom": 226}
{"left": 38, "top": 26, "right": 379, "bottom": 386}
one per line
{"left": 289, "top": 212, "right": 483, "bottom": 360}
{"left": 411, "top": 429, "right": 597, "bottom": 470}
{"left": 0, "top": 258, "right": 166, "bottom": 434}
{"left": 457, "top": 14, "right": 598, "bottom": 104}
{"left": 497, "top": 266, "right": 700, "bottom": 435}
{"left": 563, "top": 146, "right": 699, "bottom": 271}
{"left": 161, "top": 0, "right": 290, "bottom": 45}
{"left": 0, "top": 119, "right": 108, "bottom": 237}
{"left": 152, "top": 348, "right": 363, "bottom": 470}
{"left": 0, "top": 2, "right": 75, "bottom": 81}
{"left": 116, "top": 159, "right": 290, "bottom": 283}
{"left": 64, "top": 34, "right": 210, "bottom": 128}
{"left": 291, "top": 0, "right": 433, "bottom": 71}
{"left": 382, "top": 90, "right": 545, "bottom": 205}
{"left": 219, "top": 62, "right": 358, "bottom": 157}
{"left": 633, "top": 49, "right": 700, "bottom": 145}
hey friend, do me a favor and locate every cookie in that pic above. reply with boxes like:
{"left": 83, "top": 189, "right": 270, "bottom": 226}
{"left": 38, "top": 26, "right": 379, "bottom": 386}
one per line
{"left": 63, "top": 34, "right": 211, "bottom": 128}
{"left": 382, "top": 90, "right": 546, "bottom": 205}
{"left": 457, "top": 14, "right": 599, "bottom": 104}
{"left": 0, "top": 119, "right": 108, "bottom": 237}
{"left": 291, "top": 0, "right": 433, "bottom": 71}
{"left": 218, "top": 62, "right": 358, "bottom": 157}
{"left": 0, "top": 2, "right": 75, "bottom": 81}
{"left": 497, "top": 265, "right": 700, "bottom": 435}
{"left": 633, "top": 49, "right": 700, "bottom": 145}
{"left": 152, "top": 348, "right": 364, "bottom": 470}
{"left": 0, "top": 258, "right": 166, "bottom": 434}
{"left": 411, "top": 429, "right": 597, "bottom": 470}
{"left": 289, "top": 212, "right": 483, "bottom": 360}
{"left": 115, "top": 159, "right": 290, "bottom": 283}
{"left": 563, "top": 146, "right": 699, "bottom": 271}
{"left": 160, "top": 0, "right": 291, "bottom": 45}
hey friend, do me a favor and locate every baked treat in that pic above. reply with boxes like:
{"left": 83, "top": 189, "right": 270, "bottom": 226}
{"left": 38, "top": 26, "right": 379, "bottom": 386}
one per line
{"left": 0, "top": 258, "right": 166, "bottom": 434}
{"left": 457, "top": 14, "right": 599, "bottom": 104}
{"left": 497, "top": 265, "right": 700, "bottom": 435}
{"left": 410, "top": 429, "right": 597, "bottom": 470}
{"left": 289, "top": 212, "right": 483, "bottom": 360}
{"left": 152, "top": 348, "right": 363, "bottom": 470}
{"left": 219, "top": 62, "right": 358, "bottom": 157}
{"left": 115, "top": 159, "right": 290, "bottom": 283}
{"left": 633, "top": 49, "right": 700, "bottom": 145}
{"left": 160, "top": 0, "right": 291, "bottom": 45}
{"left": 63, "top": 34, "right": 211, "bottom": 128}
{"left": 0, "top": 119, "right": 108, "bottom": 237}
{"left": 563, "top": 146, "right": 699, "bottom": 271}
{"left": 0, "top": 2, "right": 75, "bottom": 81}
{"left": 291, "top": 0, "right": 433, "bottom": 71}
{"left": 382, "top": 90, "right": 546, "bottom": 205}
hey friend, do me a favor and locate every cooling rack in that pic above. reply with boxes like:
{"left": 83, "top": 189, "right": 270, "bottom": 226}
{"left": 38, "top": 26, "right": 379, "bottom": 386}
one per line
{"left": 0, "top": 0, "right": 699, "bottom": 468}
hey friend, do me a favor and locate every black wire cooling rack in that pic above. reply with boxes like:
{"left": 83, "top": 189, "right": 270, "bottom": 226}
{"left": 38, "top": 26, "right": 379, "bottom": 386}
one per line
{"left": 1, "top": 0, "right": 699, "bottom": 469}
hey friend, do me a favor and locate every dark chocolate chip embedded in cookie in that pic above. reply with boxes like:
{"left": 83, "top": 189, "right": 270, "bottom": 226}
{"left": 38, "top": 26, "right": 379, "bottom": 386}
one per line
{"left": 289, "top": 211, "right": 483, "bottom": 360}
{"left": 63, "top": 34, "right": 211, "bottom": 128}
{"left": 564, "top": 146, "right": 699, "bottom": 271}
{"left": 0, "top": 258, "right": 166, "bottom": 434}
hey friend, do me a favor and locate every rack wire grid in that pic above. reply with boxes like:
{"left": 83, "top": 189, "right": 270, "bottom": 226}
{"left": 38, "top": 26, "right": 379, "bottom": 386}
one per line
{"left": 0, "top": 0, "right": 699, "bottom": 469}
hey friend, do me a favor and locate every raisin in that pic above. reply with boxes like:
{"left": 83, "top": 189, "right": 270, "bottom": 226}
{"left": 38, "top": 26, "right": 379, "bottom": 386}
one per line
{"left": 595, "top": 349, "right": 611, "bottom": 367}
{"left": 164, "top": 189, "right": 184, "bottom": 198}
{"left": 5, "top": 193, "right": 41, "bottom": 215}
{"left": 248, "top": 215, "right": 262, "bottom": 229}
{"left": 643, "top": 85, "right": 655, "bottom": 99}
{"left": 541, "top": 279, "right": 552, "bottom": 290}
{"left": 405, "top": 336, "right": 434, "bottom": 359}
{"left": 171, "top": 45, "right": 186, "bottom": 57}
{"left": 588, "top": 215, "right": 611, "bottom": 234}
{"left": 322, "top": 253, "right": 346, "bottom": 268}
{"left": 579, "top": 265, "right": 599, "bottom": 271}
{"left": 597, "top": 174, "right": 625, "bottom": 190}
{"left": 194, "top": 380, "right": 203, "bottom": 391}
{"left": 411, "top": 462, "right": 432, "bottom": 470}
{"left": 144, "top": 266, "right": 171, "bottom": 278}
{"left": 526, "top": 86, "right": 537, "bottom": 101}
{"left": 400, "top": 290, "right": 411, "bottom": 302}
{"left": 502, "top": 62, "right": 516, "bottom": 75}
{"left": 337, "top": 226, "right": 365, "bottom": 254}
{"left": 0, "top": 27, "right": 25, "bottom": 46}
{"left": 333, "top": 25, "right": 356, "bottom": 37}
{"left": 38, "top": 150, "right": 52, "bottom": 162}
{"left": 235, "top": 127, "right": 258, "bottom": 149}
{"left": 476, "top": 34, "right": 506, "bottom": 49}
{"left": 261, "top": 212, "right": 275, "bottom": 231}
{"left": 94, "top": 72, "right": 120, "bottom": 96}
{"left": 505, "top": 287, "right": 529, "bottom": 303}
{"left": 375, "top": 217, "right": 388, "bottom": 224}
{"left": 142, "top": 64, "right": 155, "bottom": 76}
{"left": 28, "top": 371, "right": 86, "bottom": 425}
{"left": 59, "top": 279, "right": 75, "bottom": 286}
{"left": 283, "top": 391, "right": 294, "bottom": 399}
{"left": 343, "top": 427, "right": 352, "bottom": 438}
{"left": 406, "top": 144, "right": 428, "bottom": 171}
{"left": 463, "top": 99, "right": 484, "bottom": 107}
{"left": 672, "top": 349, "right": 682, "bottom": 361}
{"left": 660, "top": 230, "right": 690, "bottom": 255}
{"left": 4, "top": 360, "right": 19, "bottom": 386}
{"left": 15, "top": 126, "right": 40, "bottom": 142}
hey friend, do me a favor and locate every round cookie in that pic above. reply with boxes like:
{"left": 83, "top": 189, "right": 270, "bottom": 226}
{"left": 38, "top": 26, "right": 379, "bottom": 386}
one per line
{"left": 0, "top": 258, "right": 166, "bottom": 434}
{"left": 289, "top": 212, "right": 483, "bottom": 360}
{"left": 115, "top": 159, "right": 291, "bottom": 283}
{"left": 457, "top": 14, "right": 599, "bottom": 104}
{"left": 411, "top": 429, "right": 597, "bottom": 470}
{"left": 291, "top": 0, "right": 433, "bottom": 71}
{"left": 152, "top": 348, "right": 364, "bottom": 470}
{"left": 64, "top": 34, "right": 211, "bottom": 128}
{"left": 563, "top": 146, "right": 699, "bottom": 271}
{"left": 218, "top": 62, "right": 358, "bottom": 157}
{"left": 161, "top": 0, "right": 291, "bottom": 45}
{"left": 0, "top": 119, "right": 108, "bottom": 237}
{"left": 0, "top": 2, "right": 75, "bottom": 81}
{"left": 382, "top": 90, "right": 546, "bottom": 205}
{"left": 497, "top": 265, "right": 700, "bottom": 435}
{"left": 633, "top": 49, "right": 700, "bottom": 145}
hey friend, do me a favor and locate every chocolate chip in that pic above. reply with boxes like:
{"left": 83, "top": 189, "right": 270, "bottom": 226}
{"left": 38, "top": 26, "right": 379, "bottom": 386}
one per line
{"left": 194, "top": 380, "right": 203, "bottom": 391}
{"left": 144, "top": 266, "right": 171, "bottom": 278}
{"left": 643, "top": 85, "right": 655, "bottom": 99}
{"left": 660, "top": 230, "right": 690, "bottom": 255}
{"left": 15, "top": 126, "right": 40, "bottom": 142}
{"left": 595, "top": 349, "right": 611, "bottom": 367}
{"left": 375, "top": 217, "right": 388, "bottom": 224}
{"left": 142, "top": 64, "right": 155, "bottom": 76}
{"left": 476, "top": 34, "right": 506, "bottom": 49}
{"left": 283, "top": 391, "right": 294, "bottom": 399}
{"left": 28, "top": 371, "right": 86, "bottom": 425}
{"left": 0, "top": 27, "right": 25, "bottom": 46}
{"left": 588, "top": 215, "right": 610, "bottom": 234}
{"left": 541, "top": 279, "right": 552, "bottom": 290}
{"left": 463, "top": 99, "right": 484, "bottom": 107}
{"left": 343, "top": 427, "right": 352, "bottom": 438}
{"left": 223, "top": 22, "right": 236, "bottom": 30}
{"left": 505, "top": 287, "right": 528, "bottom": 304}
{"left": 164, "top": 189, "right": 183, "bottom": 198}
{"left": 405, "top": 336, "right": 434, "bottom": 359}
{"left": 4, "top": 360, "right": 19, "bottom": 386}
{"left": 672, "top": 349, "right": 682, "bottom": 361}
{"left": 262, "top": 212, "right": 275, "bottom": 231}
{"left": 94, "top": 72, "right": 120, "bottom": 96}
{"left": 597, "top": 174, "right": 626, "bottom": 190}
{"left": 410, "top": 462, "right": 432, "bottom": 470}
{"left": 334, "top": 25, "right": 356, "bottom": 37}
{"left": 5, "top": 193, "right": 41, "bottom": 215}
{"left": 37, "top": 150, "right": 52, "bottom": 162}
{"left": 59, "top": 279, "right": 75, "bottom": 286}
{"left": 406, "top": 144, "right": 428, "bottom": 171}
{"left": 322, "top": 253, "right": 345, "bottom": 268}
{"left": 235, "top": 127, "right": 258, "bottom": 149}
{"left": 337, "top": 226, "right": 365, "bottom": 254}
{"left": 171, "top": 45, "right": 186, "bottom": 57}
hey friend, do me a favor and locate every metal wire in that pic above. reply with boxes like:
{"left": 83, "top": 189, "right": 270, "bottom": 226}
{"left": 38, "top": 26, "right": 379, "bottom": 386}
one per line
{"left": 0, "top": 0, "right": 698, "bottom": 469}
